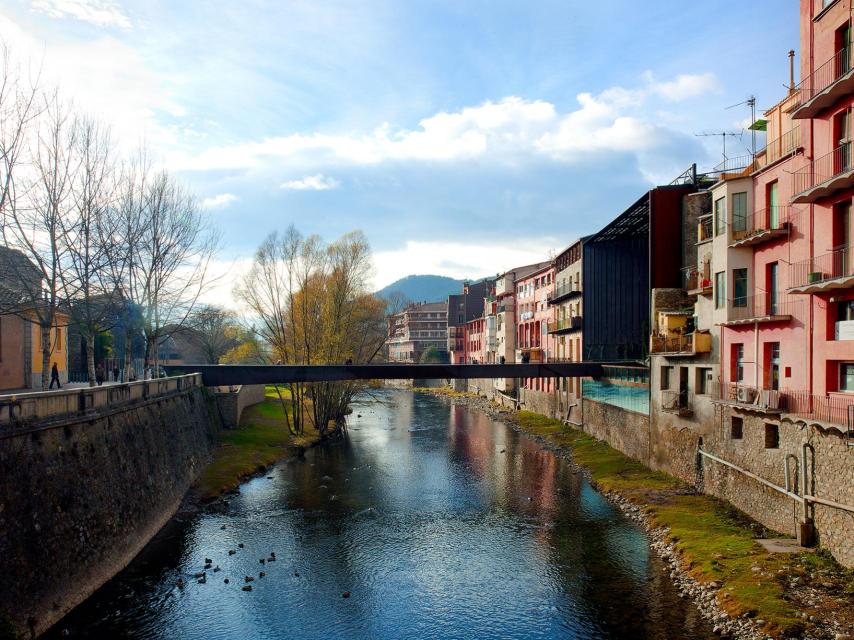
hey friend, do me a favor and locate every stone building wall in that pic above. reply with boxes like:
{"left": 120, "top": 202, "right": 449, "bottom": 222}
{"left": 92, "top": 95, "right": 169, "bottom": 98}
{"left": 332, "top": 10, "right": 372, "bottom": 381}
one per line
{"left": 581, "top": 398, "right": 651, "bottom": 465}
{"left": 0, "top": 384, "right": 220, "bottom": 637}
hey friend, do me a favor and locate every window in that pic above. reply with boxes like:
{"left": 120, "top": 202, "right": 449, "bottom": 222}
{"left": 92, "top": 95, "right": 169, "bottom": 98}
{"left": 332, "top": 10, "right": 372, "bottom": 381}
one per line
{"left": 730, "top": 416, "right": 743, "bottom": 440}
{"left": 715, "top": 271, "right": 726, "bottom": 308}
{"left": 766, "top": 343, "right": 780, "bottom": 390}
{"left": 714, "top": 196, "right": 726, "bottom": 235}
{"left": 731, "top": 192, "right": 747, "bottom": 234}
{"left": 733, "top": 268, "right": 748, "bottom": 307}
{"left": 840, "top": 363, "right": 854, "bottom": 391}
{"left": 764, "top": 423, "right": 779, "bottom": 449}
{"left": 696, "top": 367, "right": 711, "bottom": 395}
{"left": 733, "top": 344, "right": 745, "bottom": 382}
{"left": 660, "top": 365, "right": 672, "bottom": 390}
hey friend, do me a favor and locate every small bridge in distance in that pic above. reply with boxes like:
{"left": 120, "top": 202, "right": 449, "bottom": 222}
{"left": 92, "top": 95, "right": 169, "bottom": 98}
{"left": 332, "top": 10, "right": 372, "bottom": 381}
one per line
{"left": 162, "top": 362, "right": 610, "bottom": 387}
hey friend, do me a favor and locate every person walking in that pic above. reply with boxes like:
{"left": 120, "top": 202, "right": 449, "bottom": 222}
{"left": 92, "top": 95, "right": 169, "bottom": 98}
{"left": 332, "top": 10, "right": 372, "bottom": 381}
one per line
{"left": 49, "top": 362, "right": 61, "bottom": 389}
{"left": 95, "top": 362, "right": 105, "bottom": 386}
{"left": 113, "top": 365, "right": 120, "bottom": 383}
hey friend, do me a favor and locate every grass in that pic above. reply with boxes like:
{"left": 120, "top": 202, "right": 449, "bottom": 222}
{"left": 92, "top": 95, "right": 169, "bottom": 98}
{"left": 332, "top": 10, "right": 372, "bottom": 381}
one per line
{"left": 195, "top": 386, "right": 321, "bottom": 501}
{"left": 510, "top": 410, "right": 854, "bottom": 638}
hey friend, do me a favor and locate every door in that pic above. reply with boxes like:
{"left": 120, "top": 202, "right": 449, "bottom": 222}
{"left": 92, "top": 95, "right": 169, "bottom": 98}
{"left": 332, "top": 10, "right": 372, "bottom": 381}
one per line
{"left": 768, "top": 343, "right": 780, "bottom": 391}
{"left": 767, "top": 263, "right": 778, "bottom": 315}
{"left": 768, "top": 182, "right": 779, "bottom": 228}
{"left": 679, "top": 367, "right": 689, "bottom": 409}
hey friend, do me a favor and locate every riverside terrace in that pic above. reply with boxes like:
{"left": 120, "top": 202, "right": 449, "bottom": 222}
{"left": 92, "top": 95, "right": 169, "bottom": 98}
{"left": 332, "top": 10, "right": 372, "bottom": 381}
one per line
{"left": 162, "top": 362, "right": 609, "bottom": 386}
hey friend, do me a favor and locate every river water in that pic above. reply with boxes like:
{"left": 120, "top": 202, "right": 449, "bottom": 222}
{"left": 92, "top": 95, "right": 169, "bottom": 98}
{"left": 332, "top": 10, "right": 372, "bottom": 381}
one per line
{"left": 47, "top": 389, "right": 713, "bottom": 639}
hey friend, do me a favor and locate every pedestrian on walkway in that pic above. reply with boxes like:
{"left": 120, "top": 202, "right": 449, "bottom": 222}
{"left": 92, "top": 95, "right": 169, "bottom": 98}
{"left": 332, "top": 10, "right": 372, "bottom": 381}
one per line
{"left": 112, "top": 365, "right": 120, "bottom": 382}
{"left": 49, "top": 362, "right": 61, "bottom": 389}
{"left": 95, "top": 362, "right": 105, "bottom": 386}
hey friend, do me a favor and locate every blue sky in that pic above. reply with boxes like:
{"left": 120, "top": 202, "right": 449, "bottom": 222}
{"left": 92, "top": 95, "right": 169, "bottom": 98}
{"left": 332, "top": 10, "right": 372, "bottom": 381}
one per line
{"left": 1, "top": 0, "right": 800, "bottom": 298}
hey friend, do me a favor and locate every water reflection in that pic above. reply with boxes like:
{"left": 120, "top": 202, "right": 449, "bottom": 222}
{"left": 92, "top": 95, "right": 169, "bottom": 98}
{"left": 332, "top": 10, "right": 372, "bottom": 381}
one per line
{"left": 46, "top": 389, "right": 711, "bottom": 639}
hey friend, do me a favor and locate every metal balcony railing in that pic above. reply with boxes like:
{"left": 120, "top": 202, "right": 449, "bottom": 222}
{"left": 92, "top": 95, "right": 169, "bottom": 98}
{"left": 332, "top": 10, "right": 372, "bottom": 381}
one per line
{"left": 792, "top": 143, "right": 853, "bottom": 200}
{"left": 783, "top": 390, "right": 854, "bottom": 429}
{"left": 793, "top": 46, "right": 852, "bottom": 111}
{"left": 548, "top": 282, "right": 582, "bottom": 303}
{"left": 683, "top": 263, "right": 711, "bottom": 293}
{"left": 753, "top": 126, "right": 801, "bottom": 169}
{"left": 650, "top": 333, "right": 692, "bottom": 354}
{"left": 547, "top": 316, "right": 582, "bottom": 333}
{"left": 729, "top": 205, "right": 791, "bottom": 243}
{"left": 697, "top": 216, "right": 713, "bottom": 243}
{"left": 712, "top": 382, "right": 786, "bottom": 411}
{"left": 660, "top": 389, "right": 692, "bottom": 415}
{"left": 789, "top": 245, "right": 854, "bottom": 290}
{"left": 726, "top": 293, "right": 799, "bottom": 323}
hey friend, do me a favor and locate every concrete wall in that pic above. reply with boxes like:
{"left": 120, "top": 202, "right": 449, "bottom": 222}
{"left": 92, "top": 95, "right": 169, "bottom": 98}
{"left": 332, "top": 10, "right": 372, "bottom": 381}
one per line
{"left": 0, "top": 375, "right": 219, "bottom": 637}
{"left": 213, "top": 384, "right": 267, "bottom": 429}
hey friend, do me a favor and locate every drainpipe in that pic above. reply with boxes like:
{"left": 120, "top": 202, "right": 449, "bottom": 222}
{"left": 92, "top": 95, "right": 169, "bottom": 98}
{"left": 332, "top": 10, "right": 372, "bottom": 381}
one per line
{"left": 753, "top": 320, "right": 760, "bottom": 389}
{"left": 800, "top": 443, "right": 816, "bottom": 545}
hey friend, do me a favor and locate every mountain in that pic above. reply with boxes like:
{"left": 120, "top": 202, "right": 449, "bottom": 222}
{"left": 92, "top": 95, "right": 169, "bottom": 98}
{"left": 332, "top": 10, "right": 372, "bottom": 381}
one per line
{"left": 376, "top": 274, "right": 468, "bottom": 304}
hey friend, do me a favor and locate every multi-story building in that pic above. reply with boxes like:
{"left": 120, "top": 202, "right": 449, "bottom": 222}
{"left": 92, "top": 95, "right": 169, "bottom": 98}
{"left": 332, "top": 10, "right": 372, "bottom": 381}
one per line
{"left": 516, "top": 263, "right": 555, "bottom": 398}
{"left": 548, "top": 239, "right": 586, "bottom": 421}
{"left": 447, "top": 279, "right": 491, "bottom": 364}
{"left": 386, "top": 301, "right": 448, "bottom": 363}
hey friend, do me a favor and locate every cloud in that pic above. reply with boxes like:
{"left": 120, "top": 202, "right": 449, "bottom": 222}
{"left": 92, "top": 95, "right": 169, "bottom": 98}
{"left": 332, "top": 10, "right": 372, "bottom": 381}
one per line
{"left": 171, "top": 72, "right": 719, "bottom": 174}
{"left": 201, "top": 193, "right": 238, "bottom": 209}
{"left": 30, "top": 0, "right": 131, "bottom": 29}
{"left": 280, "top": 174, "right": 340, "bottom": 191}
{"left": 372, "top": 239, "right": 560, "bottom": 291}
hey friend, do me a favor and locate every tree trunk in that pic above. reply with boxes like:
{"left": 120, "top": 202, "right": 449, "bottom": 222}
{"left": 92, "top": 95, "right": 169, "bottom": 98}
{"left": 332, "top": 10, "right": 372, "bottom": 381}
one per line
{"left": 123, "top": 331, "right": 132, "bottom": 382}
{"left": 85, "top": 334, "right": 96, "bottom": 388}
{"left": 40, "top": 324, "right": 52, "bottom": 391}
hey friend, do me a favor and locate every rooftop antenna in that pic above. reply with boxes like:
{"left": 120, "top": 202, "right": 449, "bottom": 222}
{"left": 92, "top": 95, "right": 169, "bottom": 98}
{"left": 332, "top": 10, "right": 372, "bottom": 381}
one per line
{"left": 726, "top": 95, "right": 757, "bottom": 154}
{"left": 695, "top": 130, "right": 743, "bottom": 168}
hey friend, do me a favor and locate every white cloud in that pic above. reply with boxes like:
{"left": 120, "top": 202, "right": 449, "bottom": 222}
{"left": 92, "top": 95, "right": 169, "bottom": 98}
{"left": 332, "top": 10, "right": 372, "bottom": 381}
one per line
{"left": 372, "top": 239, "right": 560, "bottom": 292}
{"left": 201, "top": 193, "right": 238, "bottom": 209}
{"left": 280, "top": 174, "right": 340, "bottom": 191}
{"left": 171, "top": 72, "right": 719, "bottom": 174}
{"left": 31, "top": 0, "right": 131, "bottom": 29}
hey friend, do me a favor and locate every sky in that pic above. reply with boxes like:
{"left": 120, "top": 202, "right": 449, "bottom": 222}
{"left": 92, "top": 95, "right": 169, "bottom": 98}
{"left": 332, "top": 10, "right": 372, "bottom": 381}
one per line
{"left": 0, "top": 0, "right": 801, "bottom": 304}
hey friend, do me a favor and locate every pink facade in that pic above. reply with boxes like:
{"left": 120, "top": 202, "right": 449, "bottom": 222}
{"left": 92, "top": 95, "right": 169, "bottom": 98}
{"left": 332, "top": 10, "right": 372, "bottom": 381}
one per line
{"left": 515, "top": 265, "right": 555, "bottom": 392}
{"left": 721, "top": 0, "right": 854, "bottom": 416}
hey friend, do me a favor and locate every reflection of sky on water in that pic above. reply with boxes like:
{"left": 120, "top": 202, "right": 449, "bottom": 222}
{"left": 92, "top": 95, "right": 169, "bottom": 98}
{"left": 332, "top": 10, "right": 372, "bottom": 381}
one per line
{"left": 46, "top": 389, "right": 711, "bottom": 640}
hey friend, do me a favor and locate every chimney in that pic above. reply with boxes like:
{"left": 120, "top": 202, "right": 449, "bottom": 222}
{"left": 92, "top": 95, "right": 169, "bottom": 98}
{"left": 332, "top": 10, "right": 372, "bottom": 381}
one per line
{"left": 789, "top": 49, "right": 796, "bottom": 92}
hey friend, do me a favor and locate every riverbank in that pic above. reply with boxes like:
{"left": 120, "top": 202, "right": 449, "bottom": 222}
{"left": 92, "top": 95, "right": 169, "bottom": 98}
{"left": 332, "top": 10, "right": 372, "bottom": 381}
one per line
{"left": 416, "top": 387, "right": 854, "bottom": 640}
{"left": 194, "top": 387, "right": 322, "bottom": 501}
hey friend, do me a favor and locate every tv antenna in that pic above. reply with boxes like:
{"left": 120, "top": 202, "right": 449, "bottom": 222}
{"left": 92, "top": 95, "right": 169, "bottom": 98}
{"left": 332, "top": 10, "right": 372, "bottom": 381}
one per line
{"left": 726, "top": 95, "right": 758, "bottom": 154}
{"left": 695, "top": 130, "right": 743, "bottom": 168}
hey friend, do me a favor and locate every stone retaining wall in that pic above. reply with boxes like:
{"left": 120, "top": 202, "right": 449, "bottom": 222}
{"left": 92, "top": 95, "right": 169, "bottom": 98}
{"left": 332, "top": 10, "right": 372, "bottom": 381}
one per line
{"left": 0, "top": 377, "right": 219, "bottom": 637}
{"left": 213, "top": 384, "right": 267, "bottom": 429}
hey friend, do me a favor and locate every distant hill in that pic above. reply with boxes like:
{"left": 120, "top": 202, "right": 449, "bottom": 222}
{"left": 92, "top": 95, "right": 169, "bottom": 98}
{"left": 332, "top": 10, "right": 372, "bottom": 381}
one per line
{"left": 376, "top": 274, "right": 468, "bottom": 304}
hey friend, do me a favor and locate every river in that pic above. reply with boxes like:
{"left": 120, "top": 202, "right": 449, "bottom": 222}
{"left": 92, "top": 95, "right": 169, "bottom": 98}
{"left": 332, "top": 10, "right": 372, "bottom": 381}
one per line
{"left": 46, "top": 389, "right": 713, "bottom": 639}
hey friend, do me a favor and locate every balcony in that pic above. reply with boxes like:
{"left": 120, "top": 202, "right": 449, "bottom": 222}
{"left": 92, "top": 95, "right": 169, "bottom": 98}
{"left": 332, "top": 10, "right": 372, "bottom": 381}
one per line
{"left": 660, "top": 389, "right": 692, "bottom": 417}
{"left": 792, "top": 143, "right": 854, "bottom": 203}
{"left": 711, "top": 382, "right": 785, "bottom": 414}
{"left": 516, "top": 347, "right": 544, "bottom": 363}
{"left": 792, "top": 47, "right": 854, "bottom": 119}
{"left": 547, "top": 316, "right": 582, "bottom": 334}
{"left": 728, "top": 206, "right": 791, "bottom": 248}
{"left": 684, "top": 266, "right": 712, "bottom": 296}
{"left": 752, "top": 125, "right": 801, "bottom": 172}
{"left": 650, "top": 331, "right": 711, "bottom": 357}
{"left": 548, "top": 282, "right": 582, "bottom": 305}
{"left": 783, "top": 390, "right": 854, "bottom": 432}
{"left": 696, "top": 215, "right": 713, "bottom": 243}
{"left": 789, "top": 246, "right": 854, "bottom": 293}
{"left": 722, "top": 294, "right": 798, "bottom": 326}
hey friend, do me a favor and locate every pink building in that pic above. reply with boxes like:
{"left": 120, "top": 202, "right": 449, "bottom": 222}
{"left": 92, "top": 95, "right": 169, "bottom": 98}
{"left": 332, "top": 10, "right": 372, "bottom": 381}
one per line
{"left": 515, "top": 264, "right": 555, "bottom": 392}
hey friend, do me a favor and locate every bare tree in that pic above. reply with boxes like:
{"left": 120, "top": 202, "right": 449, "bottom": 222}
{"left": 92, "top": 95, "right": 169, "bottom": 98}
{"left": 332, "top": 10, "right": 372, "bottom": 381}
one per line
{"left": 120, "top": 168, "right": 220, "bottom": 375}
{"left": 58, "top": 117, "right": 122, "bottom": 386}
{"left": 183, "top": 304, "right": 240, "bottom": 364}
{"left": 1, "top": 93, "right": 79, "bottom": 389}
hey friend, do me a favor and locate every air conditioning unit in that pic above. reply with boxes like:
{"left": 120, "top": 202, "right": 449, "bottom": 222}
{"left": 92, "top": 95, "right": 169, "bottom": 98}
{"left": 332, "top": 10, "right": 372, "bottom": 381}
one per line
{"left": 807, "top": 271, "right": 825, "bottom": 284}
{"left": 737, "top": 387, "right": 757, "bottom": 404}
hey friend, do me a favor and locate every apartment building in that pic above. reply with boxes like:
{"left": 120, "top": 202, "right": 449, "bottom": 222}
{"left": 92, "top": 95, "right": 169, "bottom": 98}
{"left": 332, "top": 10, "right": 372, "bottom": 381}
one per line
{"left": 447, "top": 280, "right": 491, "bottom": 364}
{"left": 386, "top": 301, "right": 448, "bottom": 363}
{"left": 516, "top": 263, "right": 555, "bottom": 397}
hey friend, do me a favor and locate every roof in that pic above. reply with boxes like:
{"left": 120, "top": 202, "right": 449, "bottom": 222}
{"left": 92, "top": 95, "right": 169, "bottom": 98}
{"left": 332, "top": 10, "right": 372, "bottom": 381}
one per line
{"left": 499, "top": 260, "right": 552, "bottom": 281}
{"left": 0, "top": 247, "right": 42, "bottom": 310}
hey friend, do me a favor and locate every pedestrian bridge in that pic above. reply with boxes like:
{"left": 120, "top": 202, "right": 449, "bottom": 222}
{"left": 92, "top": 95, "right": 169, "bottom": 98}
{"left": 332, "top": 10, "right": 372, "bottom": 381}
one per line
{"left": 162, "top": 362, "right": 608, "bottom": 386}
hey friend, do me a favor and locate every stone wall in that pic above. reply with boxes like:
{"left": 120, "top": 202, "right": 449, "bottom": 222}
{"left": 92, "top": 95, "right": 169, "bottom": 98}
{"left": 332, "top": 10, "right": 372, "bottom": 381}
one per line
{"left": 0, "top": 380, "right": 220, "bottom": 637}
{"left": 581, "top": 398, "right": 651, "bottom": 465}
{"left": 213, "top": 384, "right": 267, "bottom": 429}
{"left": 518, "top": 386, "right": 558, "bottom": 419}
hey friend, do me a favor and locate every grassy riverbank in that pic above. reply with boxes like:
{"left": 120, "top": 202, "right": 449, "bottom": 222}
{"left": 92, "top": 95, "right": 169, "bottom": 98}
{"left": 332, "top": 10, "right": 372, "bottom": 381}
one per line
{"left": 511, "top": 410, "right": 854, "bottom": 638}
{"left": 195, "top": 387, "right": 321, "bottom": 501}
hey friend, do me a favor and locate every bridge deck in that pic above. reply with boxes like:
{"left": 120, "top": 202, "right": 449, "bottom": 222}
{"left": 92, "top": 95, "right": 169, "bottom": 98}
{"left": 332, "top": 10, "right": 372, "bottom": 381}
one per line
{"left": 162, "top": 363, "right": 606, "bottom": 386}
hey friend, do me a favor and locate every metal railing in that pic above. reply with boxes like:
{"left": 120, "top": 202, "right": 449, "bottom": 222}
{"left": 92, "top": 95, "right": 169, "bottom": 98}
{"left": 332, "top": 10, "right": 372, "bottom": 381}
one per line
{"left": 712, "top": 154, "right": 753, "bottom": 174}
{"left": 753, "top": 126, "right": 801, "bottom": 169}
{"left": 794, "top": 45, "right": 851, "bottom": 105}
{"left": 650, "top": 333, "right": 693, "bottom": 354}
{"left": 783, "top": 390, "right": 854, "bottom": 429}
{"left": 547, "top": 316, "right": 582, "bottom": 333}
{"left": 730, "top": 205, "right": 790, "bottom": 242}
{"left": 712, "top": 381, "right": 787, "bottom": 410}
{"left": 793, "top": 143, "right": 853, "bottom": 196}
{"left": 727, "top": 293, "right": 800, "bottom": 321}
{"left": 683, "top": 264, "right": 711, "bottom": 292}
{"left": 697, "top": 216, "right": 713, "bottom": 242}
{"left": 789, "top": 245, "right": 854, "bottom": 289}
{"left": 548, "top": 282, "right": 581, "bottom": 302}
